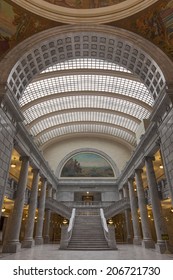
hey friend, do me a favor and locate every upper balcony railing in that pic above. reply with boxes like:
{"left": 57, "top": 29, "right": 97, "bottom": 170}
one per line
{"left": 59, "top": 201, "right": 115, "bottom": 208}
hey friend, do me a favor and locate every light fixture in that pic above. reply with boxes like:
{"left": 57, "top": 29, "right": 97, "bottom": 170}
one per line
{"left": 86, "top": 192, "right": 89, "bottom": 194}
{"left": 159, "top": 164, "right": 163, "bottom": 169}
{"left": 170, "top": 207, "right": 173, "bottom": 213}
{"left": 107, "top": 218, "right": 114, "bottom": 225}
{"left": 1, "top": 206, "right": 5, "bottom": 213}
{"left": 11, "top": 157, "right": 17, "bottom": 168}
{"left": 62, "top": 219, "right": 68, "bottom": 225}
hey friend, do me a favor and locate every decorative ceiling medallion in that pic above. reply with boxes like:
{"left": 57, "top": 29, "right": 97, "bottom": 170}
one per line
{"left": 11, "top": 0, "right": 159, "bottom": 23}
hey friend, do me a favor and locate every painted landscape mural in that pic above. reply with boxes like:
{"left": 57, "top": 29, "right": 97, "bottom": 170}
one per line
{"left": 61, "top": 152, "right": 114, "bottom": 177}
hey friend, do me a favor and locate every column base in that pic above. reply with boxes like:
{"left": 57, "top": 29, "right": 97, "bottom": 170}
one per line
{"left": 155, "top": 241, "right": 173, "bottom": 254}
{"left": 35, "top": 237, "right": 43, "bottom": 245}
{"left": 133, "top": 237, "right": 142, "bottom": 245}
{"left": 142, "top": 239, "right": 155, "bottom": 249}
{"left": 127, "top": 236, "right": 133, "bottom": 244}
{"left": 2, "top": 241, "right": 21, "bottom": 253}
{"left": 44, "top": 236, "right": 50, "bottom": 244}
{"left": 21, "top": 239, "right": 35, "bottom": 248}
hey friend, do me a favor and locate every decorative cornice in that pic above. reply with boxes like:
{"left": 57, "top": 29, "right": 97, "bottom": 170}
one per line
{"left": 11, "top": 0, "right": 159, "bottom": 24}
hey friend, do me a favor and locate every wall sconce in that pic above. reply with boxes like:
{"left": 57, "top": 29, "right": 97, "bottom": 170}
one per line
{"left": 170, "top": 207, "right": 173, "bottom": 213}
{"left": 107, "top": 218, "right": 114, "bottom": 225}
{"left": 62, "top": 219, "right": 68, "bottom": 225}
{"left": 11, "top": 157, "right": 17, "bottom": 168}
{"left": 159, "top": 164, "right": 163, "bottom": 169}
{"left": 1, "top": 206, "right": 5, "bottom": 213}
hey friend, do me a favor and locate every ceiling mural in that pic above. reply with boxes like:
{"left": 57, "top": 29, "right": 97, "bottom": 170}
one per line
{"left": 0, "top": 0, "right": 173, "bottom": 60}
{"left": 43, "top": 0, "right": 126, "bottom": 9}
{"left": 111, "top": 0, "right": 173, "bottom": 59}
{"left": 0, "top": 0, "right": 60, "bottom": 59}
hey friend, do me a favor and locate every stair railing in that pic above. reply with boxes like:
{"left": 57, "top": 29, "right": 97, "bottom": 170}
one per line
{"left": 100, "top": 208, "right": 117, "bottom": 250}
{"left": 59, "top": 208, "right": 76, "bottom": 249}
{"left": 67, "top": 208, "right": 76, "bottom": 241}
{"left": 100, "top": 208, "right": 110, "bottom": 242}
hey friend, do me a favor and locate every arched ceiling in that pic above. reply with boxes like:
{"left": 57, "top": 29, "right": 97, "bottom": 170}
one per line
{"left": 4, "top": 26, "right": 169, "bottom": 152}
{"left": 20, "top": 58, "right": 154, "bottom": 149}
{"left": 11, "top": 0, "right": 159, "bottom": 23}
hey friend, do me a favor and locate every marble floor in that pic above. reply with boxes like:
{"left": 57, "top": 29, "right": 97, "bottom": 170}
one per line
{"left": 0, "top": 244, "right": 173, "bottom": 260}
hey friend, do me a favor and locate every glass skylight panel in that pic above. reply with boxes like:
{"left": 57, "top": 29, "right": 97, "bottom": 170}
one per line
{"left": 23, "top": 96, "right": 150, "bottom": 125}
{"left": 30, "top": 112, "right": 138, "bottom": 136}
{"left": 37, "top": 124, "right": 136, "bottom": 147}
{"left": 20, "top": 75, "right": 153, "bottom": 107}
{"left": 41, "top": 58, "right": 131, "bottom": 73}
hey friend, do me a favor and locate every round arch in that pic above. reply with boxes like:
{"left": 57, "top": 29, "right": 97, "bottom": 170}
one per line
{"left": 1, "top": 24, "right": 173, "bottom": 100}
{"left": 56, "top": 148, "right": 120, "bottom": 179}
{"left": 1, "top": 24, "right": 173, "bottom": 149}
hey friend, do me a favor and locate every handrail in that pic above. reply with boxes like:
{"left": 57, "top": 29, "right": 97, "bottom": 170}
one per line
{"left": 68, "top": 208, "right": 76, "bottom": 233}
{"left": 100, "top": 208, "right": 117, "bottom": 250}
{"left": 100, "top": 208, "right": 110, "bottom": 242}
{"left": 59, "top": 208, "right": 76, "bottom": 249}
{"left": 66, "top": 208, "right": 76, "bottom": 242}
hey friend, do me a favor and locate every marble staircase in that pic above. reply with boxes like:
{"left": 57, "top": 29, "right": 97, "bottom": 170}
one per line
{"left": 67, "top": 208, "right": 111, "bottom": 250}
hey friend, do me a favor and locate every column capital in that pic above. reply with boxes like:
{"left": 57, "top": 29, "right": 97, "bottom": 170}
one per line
{"left": 128, "top": 177, "right": 134, "bottom": 183}
{"left": 40, "top": 177, "right": 47, "bottom": 183}
{"left": 31, "top": 168, "right": 40, "bottom": 174}
{"left": 144, "top": 156, "right": 155, "bottom": 162}
{"left": 19, "top": 155, "right": 30, "bottom": 162}
{"left": 135, "top": 168, "right": 143, "bottom": 175}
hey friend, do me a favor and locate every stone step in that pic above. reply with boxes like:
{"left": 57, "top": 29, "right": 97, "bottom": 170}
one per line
{"left": 67, "top": 213, "right": 109, "bottom": 250}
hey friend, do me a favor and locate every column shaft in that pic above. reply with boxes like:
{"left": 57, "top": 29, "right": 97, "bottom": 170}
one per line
{"left": 145, "top": 156, "right": 168, "bottom": 253}
{"left": 128, "top": 178, "right": 142, "bottom": 245}
{"left": 123, "top": 185, "right": 133, "bottom": 243}
{"left": 22, "top": 169, "right": 40, "bottom": 248}
{"left": 135, "top": 169, "right": 155, "bottom": 248}
{"left": 43, "top": 209, "right": 51, "bottom": 243}
{"left": 35, "top": 178, "right": 47, "bottom": 245}
{"left": 2, "top": 156, "right": 29, "bottom": 253}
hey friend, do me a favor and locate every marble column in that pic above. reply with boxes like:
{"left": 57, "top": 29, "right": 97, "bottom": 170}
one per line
{"left": 2, "top": 156, "right": 29, "bottom": 253}
{"left": 35, "top": 178, "right": 47, "bottom": 245}
{"left": 22, "top": 169, "right": 40, "bottom": 248}
{"left": 128, "top": 178, "right": 142, "bottom": 245}
{"left": 145, "top": 156, "right": 169, "bottom": 253}
{"left": 43, "top": 209, "right": 51, "bottom": 243}
{"left": 123, "top": 185, "right": 133, "bottom": 243}
{"left": 135, "top": 169, "right": 155, "bottom": 249}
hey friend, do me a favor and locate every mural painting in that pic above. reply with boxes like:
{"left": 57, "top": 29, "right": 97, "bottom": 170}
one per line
{"left": 0, "top": 0, "right": 173, "bottom": 61}
{"left": 114, "top": 0, "right": 173, "bottom": 59}
{"left": 0, "top": 0, "right": 58, "bottom": 59}
{"left": 61, "top": 152, "right": 114, "bottom": 177}
{"left": 43, "top": 0, "right": 126, "bottom": 9}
